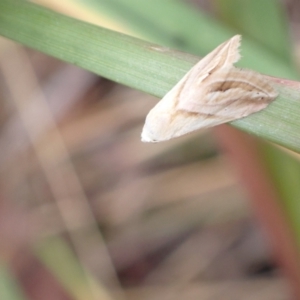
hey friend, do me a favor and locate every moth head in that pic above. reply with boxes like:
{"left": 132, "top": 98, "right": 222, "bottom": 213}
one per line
{"left": 141, "top": 84, "right": 210, "bottom": 142}
{"left": 141, "top": 101, "right": 173, "bottom": 142}
{"left": 141, "top": 98, "right": 205, "bottom": 142}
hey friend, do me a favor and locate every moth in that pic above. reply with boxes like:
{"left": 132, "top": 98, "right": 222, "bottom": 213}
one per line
{"left": 141, "top": 35, "right": 278, "bottom": 142}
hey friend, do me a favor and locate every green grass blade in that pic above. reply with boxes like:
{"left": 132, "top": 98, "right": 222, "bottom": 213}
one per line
{"left": 213, "top": 0, "right": 292, "bottom": 65}
{"left": 73, "top": 0, "right": 236, "bottom": 55}
{"left": 214, "top": 0, "right": 300, "bottom": 254}
{"left": 72, "top": 0, "right": 298, "bottom": 77}
{"left": 0, "top": 0, "right": 196, "bottom": 97}
{"left": 35, "top": 237, "right": 113, "bottom": 300}
{"left": 263, "top": 144, "right": 300, "bottom": 248}
{"left": 0, "top": 0, "right": 300, "bottom": 152}
{"left": 0, "top": 264, "right": 29, "bottom": 300}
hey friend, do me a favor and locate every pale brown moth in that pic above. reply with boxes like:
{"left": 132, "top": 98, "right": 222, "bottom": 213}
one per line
{"left": 141, "top": 35, "right": 278, "bottom": 142}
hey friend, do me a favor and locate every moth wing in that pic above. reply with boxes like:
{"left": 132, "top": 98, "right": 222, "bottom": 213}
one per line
{"left": 183, "top": 35, "right": 241, "bottom": 88}
{"left": 176, "top": 35, "right": 242, "bottom": 105}
{"left": 177, "top": 68, "right": 278, "bottom": 124}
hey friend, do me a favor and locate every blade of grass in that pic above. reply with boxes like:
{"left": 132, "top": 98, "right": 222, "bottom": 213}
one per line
{"left": 214, "top": 0, "right": 300, "bottom": 247}
{"left": 212, "top": 1, "right": 300, "bottom": 296}
{"left": 35, "top": 237, "right": 114, "bottom": 300}
{"left": 263, "top": 143, "right": 300, "bottom": 244}
{"left": 0, "top": 263, "right": 29, "bottom": 300}
{"left": 0, "top": 43, "right": 123, "bottom": 300}
{"left": 213, "top": 0, "right": 292, "bottom": 65}
{"left": 0, "top": 0, "right": 196, "bottom": 97}
{"left": 72, "top": 0, "right": 240, "bottom": 55}
{"left": 0, "top": 0, "right": 300, "bottom": 153}
{"left": 62, "top": 0, "right": 298, "bottom": 75}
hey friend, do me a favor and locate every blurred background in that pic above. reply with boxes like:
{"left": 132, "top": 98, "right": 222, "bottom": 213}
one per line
{"left": 0, "top": 0, "right": 300, "bottom": 299}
